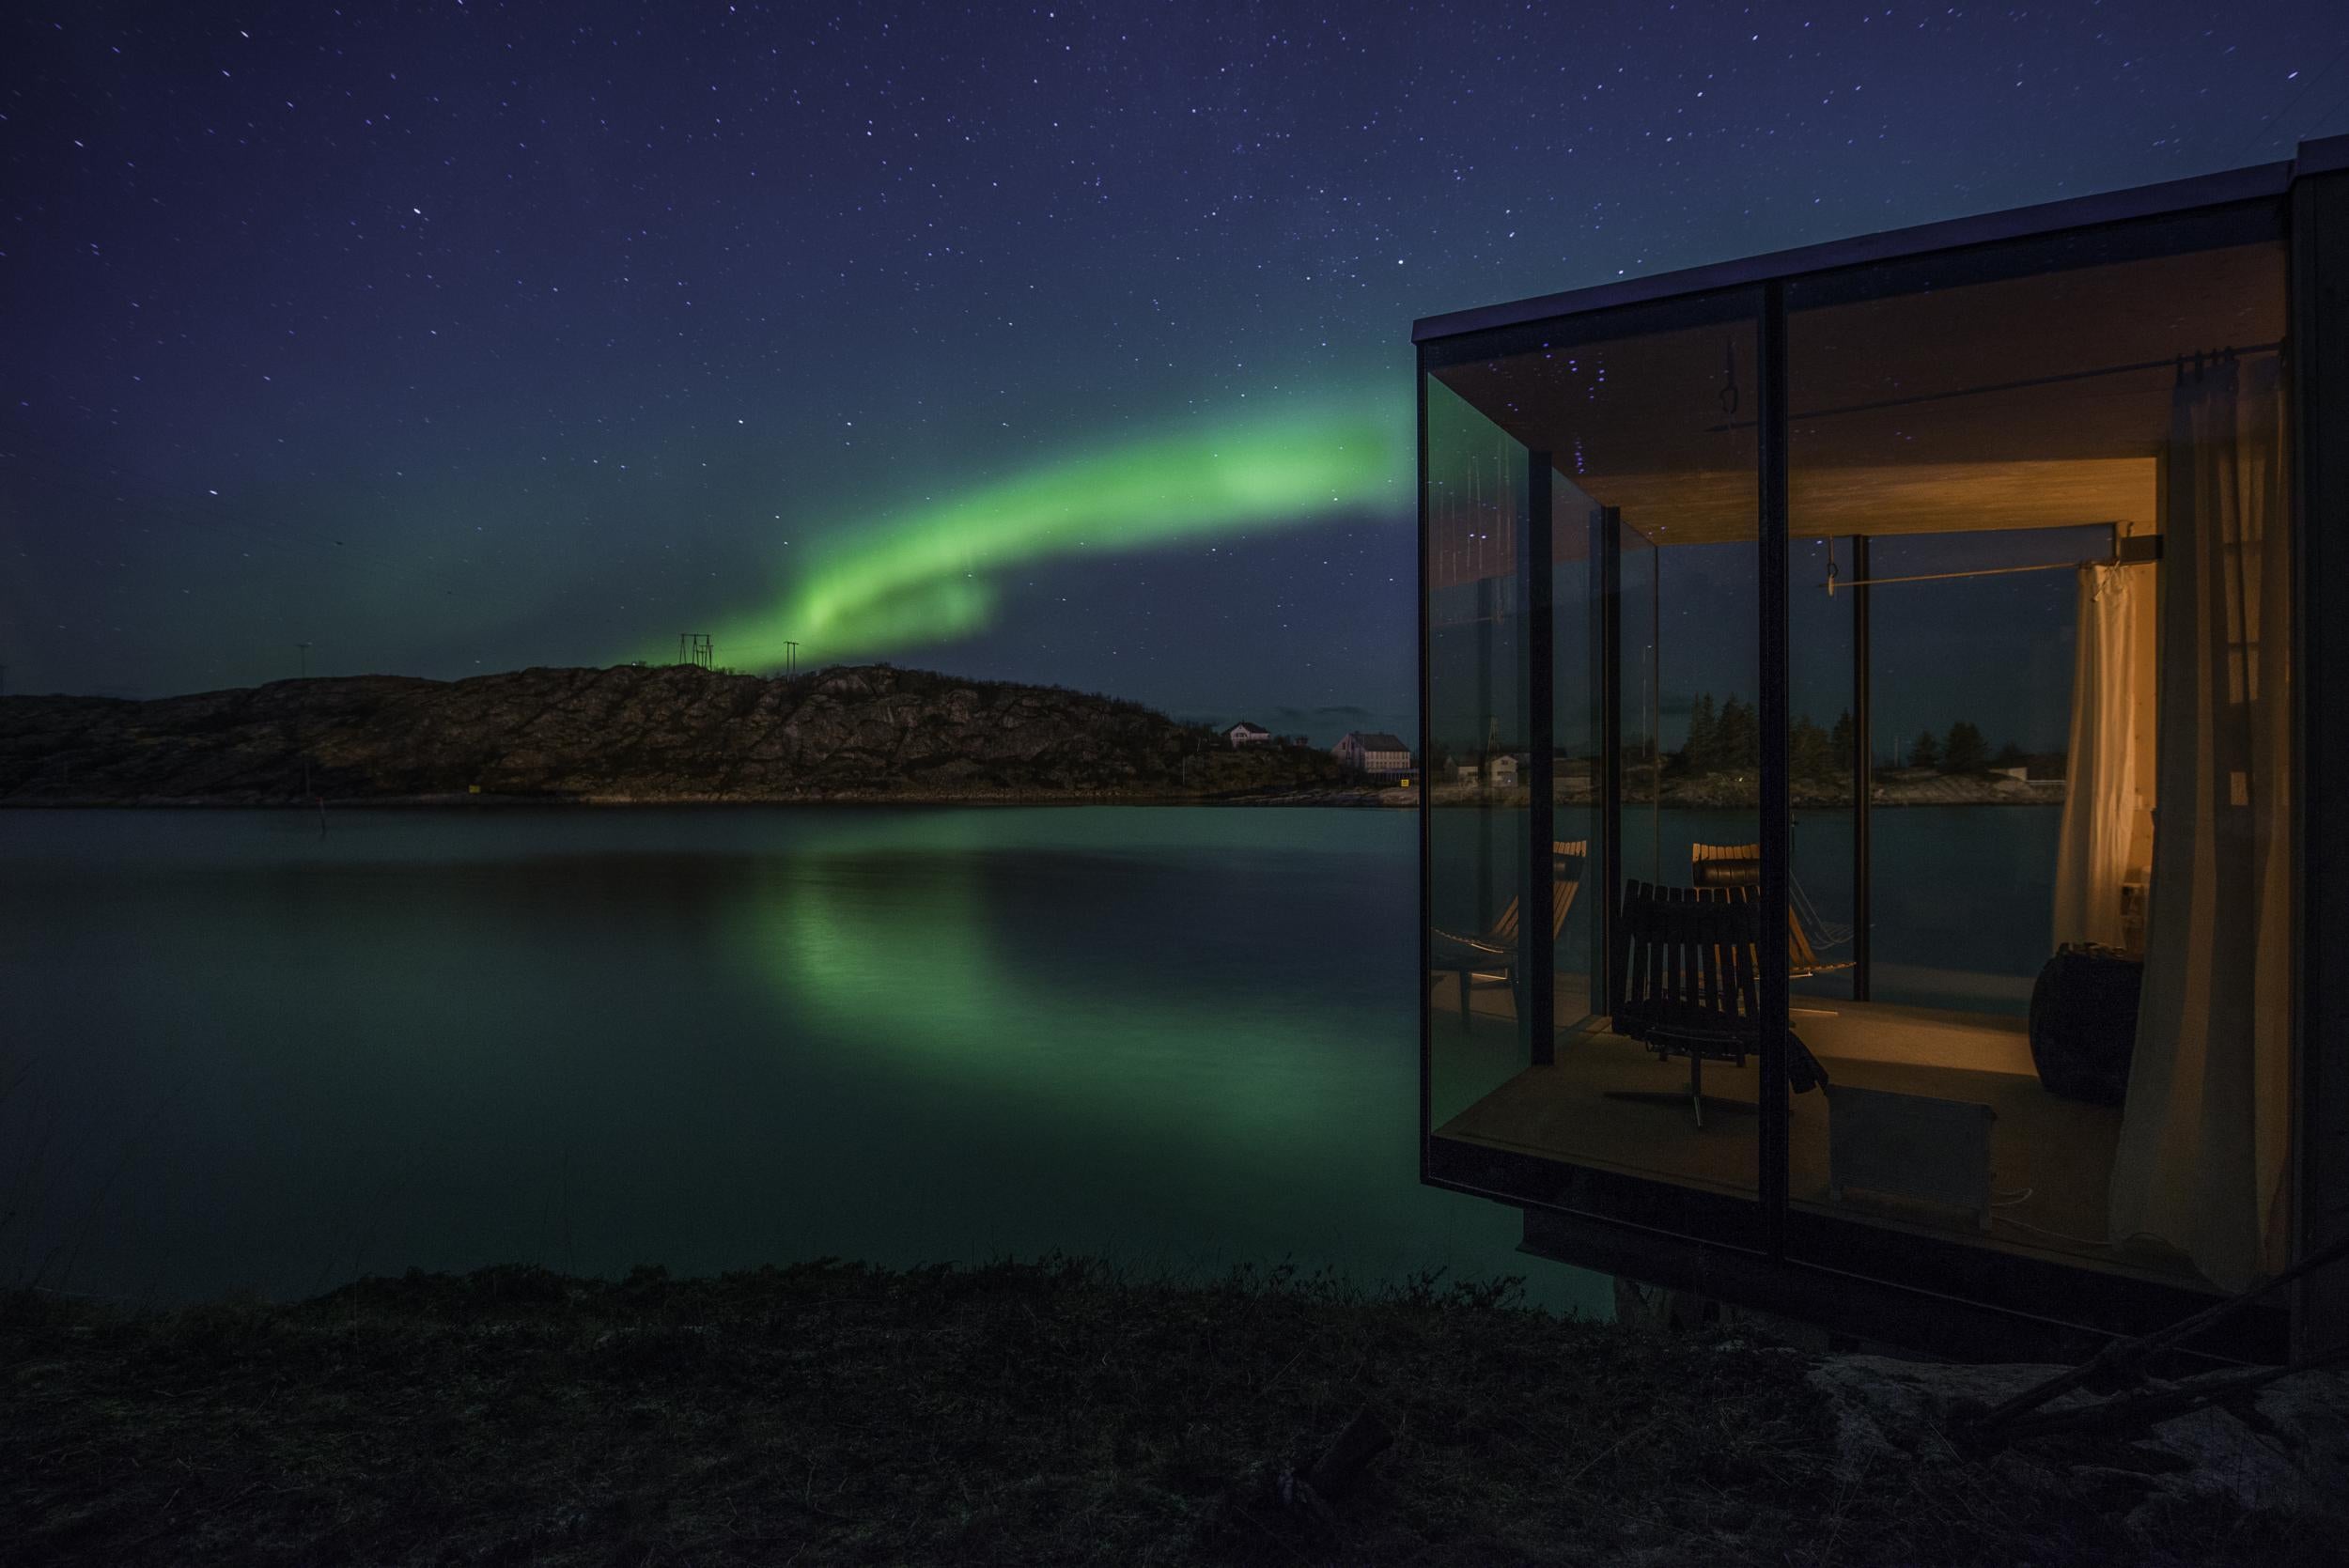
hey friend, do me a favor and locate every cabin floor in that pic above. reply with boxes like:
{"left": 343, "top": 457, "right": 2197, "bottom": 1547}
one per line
{"left": 1429, "top": 974, "right": 2206, "bottom": 1287}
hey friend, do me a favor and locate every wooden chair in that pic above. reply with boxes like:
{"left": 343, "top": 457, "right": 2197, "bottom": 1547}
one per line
{"left": 1431, "top": 840, "right": 1587, "bottom": 1022}
{"left": 1608, "top": 878, "right": 1830, "bottom": 1127}
{"left": 1688, "top": 842, "right": 1855, "bottom": 980}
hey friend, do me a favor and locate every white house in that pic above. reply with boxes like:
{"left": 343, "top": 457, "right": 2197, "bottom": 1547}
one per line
{"left": 1487, "top": 754, "right": 1519, "bottom": 787}
{"left": 1334, "top": 731, "right": 1412, "bottom": 775}
{"left": 1223, "top": 722, "right": 1273, "bottom": 747}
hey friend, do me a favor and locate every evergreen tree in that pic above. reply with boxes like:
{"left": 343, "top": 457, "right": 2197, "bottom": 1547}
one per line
{"left": 1713, "top": 695, "right": 1759, "bottom": 770}
{"left": 1907, "top": 728, "right": 1941, "bottom": 768}
{"left": 1681, "top": 692, "right": 1719, "bottom": 772}
{"left": 1991, "top": 739, "right": 2029, "bottom": 768}
{"left": 1942, "top": 721, "right": 1989, "bottom": 774}
{"left": 1790, "top": 715, "right": 1834, "bottom": 779}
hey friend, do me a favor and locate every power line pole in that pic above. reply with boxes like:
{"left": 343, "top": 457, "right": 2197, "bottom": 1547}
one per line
{"left": 785, "top": 640, "right": 799, "bottom": 675}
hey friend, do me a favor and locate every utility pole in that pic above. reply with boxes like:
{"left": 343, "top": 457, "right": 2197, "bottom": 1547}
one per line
{"left": 296, "top": 642, "right": 311, "bottom": 679}
{"left": 677, "top": 632, "right": 712, "bottom": 670}
{"left": 785, "top": 640, "right": 799, "bottom": 676}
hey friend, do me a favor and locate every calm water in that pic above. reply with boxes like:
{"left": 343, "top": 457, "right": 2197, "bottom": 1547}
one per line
{"left": 3, "top": 803, "right": 2056, "bottom": 1310}
{"left": 1, "top": 807, "right": 1605, "bottom": 1312}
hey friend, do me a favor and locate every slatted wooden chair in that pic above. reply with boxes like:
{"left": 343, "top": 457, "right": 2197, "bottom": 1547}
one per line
{"left": 1431, "top": 840, "right": 1588, "bottom": 1022}
{"left": 1608, "top": 878, "right": 1830, "bottom": 1127}
{"left": 1688, "top": 842, "right": 1855, "bottom": 980}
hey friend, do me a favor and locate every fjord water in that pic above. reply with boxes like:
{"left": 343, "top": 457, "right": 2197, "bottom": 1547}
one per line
{"left": 1, "top": 807, "right": 1603, "bottom": 1312}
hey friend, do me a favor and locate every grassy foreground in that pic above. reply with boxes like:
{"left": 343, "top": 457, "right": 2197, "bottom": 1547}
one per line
{"left": 0, "top": 1258, "right": 2296, "bottom": 1565}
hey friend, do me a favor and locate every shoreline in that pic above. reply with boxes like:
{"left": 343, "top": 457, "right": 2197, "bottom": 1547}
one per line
{"left": 0, "top": 787, "right": 2065, "bottom": 811}
{"left": 0, "top": 786, "right": 1420, "bottom": 811}
{"left": 8, "top": 1259, "right": 2328, "bottom": 1566}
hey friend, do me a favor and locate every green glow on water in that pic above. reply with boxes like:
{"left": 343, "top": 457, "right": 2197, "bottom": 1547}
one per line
{"left": 734, "top": 811, "right": 1365, "bottom": 1140}
{"left": 666, "top": 409, "right": 1403, "bottom": 667}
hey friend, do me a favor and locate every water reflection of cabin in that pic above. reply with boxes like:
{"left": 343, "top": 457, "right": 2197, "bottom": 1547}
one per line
{"left": 1413, "top": 135, "right": 2348, "bottom": 1361}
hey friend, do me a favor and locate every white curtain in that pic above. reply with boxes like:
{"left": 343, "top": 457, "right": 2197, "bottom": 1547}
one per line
{"left": 2051, "top": 564, "right": 2143, "bottom": 951}
{"left": 2109, "top": 351, "right": 2293, "bottom": 1291}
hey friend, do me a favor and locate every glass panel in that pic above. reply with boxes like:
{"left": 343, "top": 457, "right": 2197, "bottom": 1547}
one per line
{"left": 1783, "top": 208, "right": 2290, "bottom": 1293}
{"left": 1551, "top": 482, "right": 1600, "bottom": 1036}
{"left": 1863, "top": 526, "right": 2108, "bottom": 1014}
{"left": 1423, "top": 290, "right": 1763, "bottom": 1203}
{"left": 1785, "top": 534, "right": 1858, "bottom": 1014}
{"left": 1621, "top": 519, "right": 1661, "bottom": 891}
{"left": 1425, "top": 376, "right": 1528, "bottom": 1128}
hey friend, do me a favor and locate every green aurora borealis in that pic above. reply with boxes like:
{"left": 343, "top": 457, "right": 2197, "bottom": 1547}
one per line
{"left": 11, "top": 3, "right": 2342, "bottom": 714}
{"left": 675, "top": 407, "right": 1405, "bottom": 670}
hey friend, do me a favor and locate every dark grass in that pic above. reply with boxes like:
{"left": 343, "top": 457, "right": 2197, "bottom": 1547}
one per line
{"left": 0, "top": 1258, "right": 2302, "bottom": 1566}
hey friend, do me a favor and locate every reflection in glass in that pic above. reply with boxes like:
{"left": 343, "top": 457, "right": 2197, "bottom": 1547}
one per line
{"left": 1423, "top": 293, "right": 1765, "bottom": 1198}
{"left": 1782, "top": 218, "right": 2291, "bottom": 1291}
{"left": 1425, "top": 378, "right": 1530, "bottom": 1126}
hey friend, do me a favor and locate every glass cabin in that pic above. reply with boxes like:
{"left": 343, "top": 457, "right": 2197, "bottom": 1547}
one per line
{"left": 1416, "top": 136, "right": 2349, "bottom": 1361}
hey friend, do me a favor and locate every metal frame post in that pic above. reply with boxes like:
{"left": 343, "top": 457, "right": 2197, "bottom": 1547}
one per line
{"left": 1757, "top": 285, "right": 1793, "bottom": 1250}
{"left": 1416, "top": 349, "right": 1435, "bottom": 1165}
{"left": 1851, "top": 533, "right": 1873, "bottom": 1001}
{"left": 1598, "top": 505, "right": 1624, "bottom": 1016}
{"left": 2289, "top": 153, "right": 2349, "bottom": 1357}
{"left": 1525, "top": 451, "right": 1557, "bottom": 1065}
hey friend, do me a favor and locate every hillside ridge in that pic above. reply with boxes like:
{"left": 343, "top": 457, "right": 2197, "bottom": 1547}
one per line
{"left": 0, "top": 664, "right": 1361, "bottom": 805}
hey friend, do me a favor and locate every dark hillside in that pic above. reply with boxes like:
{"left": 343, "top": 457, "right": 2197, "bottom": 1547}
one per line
{"left": 0, "top": 664, "right": 1357, "bottom": 805}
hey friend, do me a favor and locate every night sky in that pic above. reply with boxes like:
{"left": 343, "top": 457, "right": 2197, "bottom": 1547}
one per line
{"left": 5, "top": 2, "right": 2345, "bottom": 745}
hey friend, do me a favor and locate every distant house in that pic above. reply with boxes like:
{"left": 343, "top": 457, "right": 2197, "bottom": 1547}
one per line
{"left": 1451, "top": 761, "right": 1481, "bottom": 785}
{"left": 1223, "top": 722, "right": 1273, "bottom": 747}
{"left": 1487, "top": 754, "right": 1519, "bottom": 787}
{"left": 1334, "top": 731, "right": 1412, "bottom": 775}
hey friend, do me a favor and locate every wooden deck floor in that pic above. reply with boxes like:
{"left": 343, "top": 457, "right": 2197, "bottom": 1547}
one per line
{"left": 1430, "top": 976, "right": 2204, "bottom": 1287}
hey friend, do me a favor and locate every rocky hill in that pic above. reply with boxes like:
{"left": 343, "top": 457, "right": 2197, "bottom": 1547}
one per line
{"left": 0, "top": 664, "right": 1360, "bottom": 805}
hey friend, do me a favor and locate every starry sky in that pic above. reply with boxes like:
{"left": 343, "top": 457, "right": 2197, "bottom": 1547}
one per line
{"left": 4, "top": 1, "right": 2346, "bottom": 744}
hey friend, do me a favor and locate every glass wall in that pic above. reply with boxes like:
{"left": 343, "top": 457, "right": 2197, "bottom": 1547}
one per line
{"left": 1781, "top": 208, "right": 2292, "bottom": 1292}
{"left": 1424, "top": 199, "right": 2296, "bottom": 1313}
{"left": 1424, "top": 377, "right": 1530, "bottom": 1128}
{"left": 1423, "top": 290, "right": 1764, "bottom": 1203}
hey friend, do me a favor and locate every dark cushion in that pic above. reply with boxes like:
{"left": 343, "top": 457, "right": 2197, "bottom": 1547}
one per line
{"left": 1691, "top": 857, "right": 1762, "bottom": 888}
{"left": 2027, "top": 944, "right": 2142, "bottom": 1107}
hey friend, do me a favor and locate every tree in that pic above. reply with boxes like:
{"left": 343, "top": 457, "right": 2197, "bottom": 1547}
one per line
{"left": 1680, "top": 692, "right": 1719, "bottom": 773}
{"left": 1713, "top": 695, "right": 1760, "bottom": 770}
{"left": 1907, "top": 729, "right": 1941, "bottom": 769}
{"left": 1942, "top": 721, "right": 1989, "bottom": 774}
{"left": 1829, "top": 709, "right": 1856, "bottom": 775}
{"left": 1791, "top": 715, "right": 1834, "bottom": 779}
{"left": 1991, "top": 739, "right": 2029, "bottom": 769}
